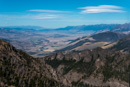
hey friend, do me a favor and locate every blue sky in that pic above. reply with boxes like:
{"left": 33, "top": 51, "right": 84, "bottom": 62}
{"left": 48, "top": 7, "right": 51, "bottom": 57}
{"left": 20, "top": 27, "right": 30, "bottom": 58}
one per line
{"left": 0, "top": 0, "right": 130, "bottom": 28}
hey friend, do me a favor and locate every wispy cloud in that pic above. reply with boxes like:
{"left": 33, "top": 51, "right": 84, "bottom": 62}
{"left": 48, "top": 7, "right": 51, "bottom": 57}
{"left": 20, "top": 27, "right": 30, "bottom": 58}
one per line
{"left": 0, "top": 14, "right": 59, "bottom": 20}
{"left": 78, "top": 5, "right": 125, "bottom": 13}
{"left": 29, "top": 9, "right": 71, "bottom": 13}
{"left": 32, "top": 14, "right": 58, "bottom": 19}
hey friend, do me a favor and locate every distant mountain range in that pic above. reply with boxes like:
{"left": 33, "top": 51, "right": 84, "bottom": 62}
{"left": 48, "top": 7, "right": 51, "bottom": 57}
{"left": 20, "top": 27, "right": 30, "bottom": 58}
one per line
{"left": 111, "top": 23, "right": 130, "bottom": 33}
{"left": 0, "top": 24, "right": 119, "bottom": 33}
{"left": 0, "top": 26, "right": 45, "bottom": 31}
{"left": 53, "top": 24, "right": 118, "bottom": 34}
{"left": 1, "top": 23, "right": 130, "bottom": 34}
{"left": 1, "top": 23, "right": 130, "bottom": 31}
{"left": 0, "top": 23, "right": 130, "bottom": 57}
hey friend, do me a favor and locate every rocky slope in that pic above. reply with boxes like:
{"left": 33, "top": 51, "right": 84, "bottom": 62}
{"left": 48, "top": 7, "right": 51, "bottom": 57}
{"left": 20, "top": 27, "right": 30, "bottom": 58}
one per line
{"left": 45, "top": 48, "right": 129, "bottom": 87}
{"left": 0, "top": 39, "right": 129, "bottom": 87}
{"left": 0, "top": 40, "right": 64, "bottom": 87}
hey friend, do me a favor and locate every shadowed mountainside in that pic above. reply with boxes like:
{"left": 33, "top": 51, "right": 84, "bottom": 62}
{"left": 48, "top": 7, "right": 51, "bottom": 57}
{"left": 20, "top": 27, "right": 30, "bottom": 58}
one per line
{"left": 110, "top": 34, "right": 130, "bottom": 53}
{"left": 0, "top": 40, "right": 64, "bottom": 87}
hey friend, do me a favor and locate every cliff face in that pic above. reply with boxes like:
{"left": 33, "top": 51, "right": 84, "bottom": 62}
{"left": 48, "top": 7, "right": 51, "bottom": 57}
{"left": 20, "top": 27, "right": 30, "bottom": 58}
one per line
{"left": 0, "top": 40, "right": 64, "bottom": 87}
{"left": 45, "top": 48, "right": 130, "bottom": 87}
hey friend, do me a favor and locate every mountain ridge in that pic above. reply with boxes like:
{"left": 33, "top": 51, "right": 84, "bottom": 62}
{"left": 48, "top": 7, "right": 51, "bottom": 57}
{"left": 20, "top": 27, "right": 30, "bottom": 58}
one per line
{"left": 0, "top": 40, "right": 65, "bottom": 87}
{"left": 45, "top": 47, "right": 129, "bottom": 87}
{"left": 110, "top": 34, "right": 130, "bottom": 53}
{"left": 56, "top": 32, "right": 126, "bottom": 52}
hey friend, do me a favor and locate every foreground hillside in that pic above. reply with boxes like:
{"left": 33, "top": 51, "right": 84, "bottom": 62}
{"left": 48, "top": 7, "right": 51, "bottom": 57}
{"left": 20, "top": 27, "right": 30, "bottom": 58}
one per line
{"left": 0, "top": 40, "right": 64, "bottom": 87}
{"left": 45, "top": 48, "right": 129, "bottom": 87}
{"left": 0, "top": 39, "right": 129, "bottom": 87}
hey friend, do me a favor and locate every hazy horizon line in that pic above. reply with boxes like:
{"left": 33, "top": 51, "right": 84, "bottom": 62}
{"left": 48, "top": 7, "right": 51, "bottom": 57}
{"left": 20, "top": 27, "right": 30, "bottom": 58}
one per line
{"left": 0, "top": 22, "right": 129, "bottom": 29}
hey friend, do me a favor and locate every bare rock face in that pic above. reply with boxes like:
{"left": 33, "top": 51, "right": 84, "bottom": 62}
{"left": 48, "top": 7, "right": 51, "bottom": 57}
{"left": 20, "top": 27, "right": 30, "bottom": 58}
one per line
{"left": 45, "top": 47, "right": 130, "bottom": 87}
{"left": 79, "top": 49, "right": 92, "bottom": 62}
{"left": 56, "top": 52, "right": 64, "bottom": 60}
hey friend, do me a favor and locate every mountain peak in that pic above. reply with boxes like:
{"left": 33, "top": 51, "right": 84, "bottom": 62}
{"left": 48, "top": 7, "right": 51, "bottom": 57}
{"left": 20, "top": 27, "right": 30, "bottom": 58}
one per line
{"left": 0, "top": 40, "right": 17, "bottom": 53}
